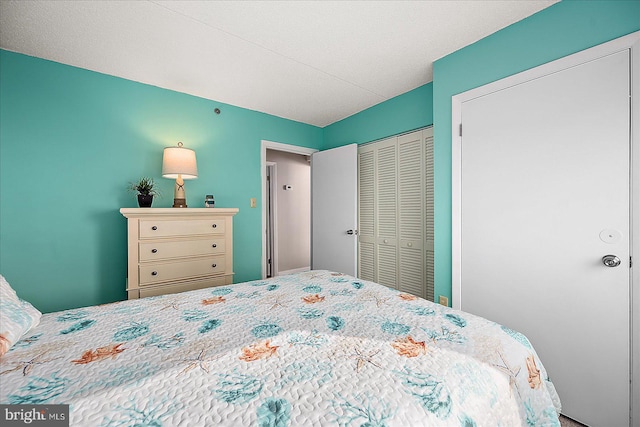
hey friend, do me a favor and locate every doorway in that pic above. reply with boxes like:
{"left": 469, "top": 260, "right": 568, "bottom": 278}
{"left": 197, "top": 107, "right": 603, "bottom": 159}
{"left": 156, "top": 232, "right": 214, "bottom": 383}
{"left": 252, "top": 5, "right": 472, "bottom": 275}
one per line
{"left": 261, "top": 141, "right": 317, "bottom": 279}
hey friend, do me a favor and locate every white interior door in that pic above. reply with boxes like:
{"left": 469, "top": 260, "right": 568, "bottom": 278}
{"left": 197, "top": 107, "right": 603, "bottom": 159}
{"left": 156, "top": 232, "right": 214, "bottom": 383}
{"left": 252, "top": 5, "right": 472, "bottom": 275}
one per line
{"left": 311, "top": 144, "right": 358, "bottom": 275}
{"left": 459, "top": 50, "right": 630, "bottom": 426}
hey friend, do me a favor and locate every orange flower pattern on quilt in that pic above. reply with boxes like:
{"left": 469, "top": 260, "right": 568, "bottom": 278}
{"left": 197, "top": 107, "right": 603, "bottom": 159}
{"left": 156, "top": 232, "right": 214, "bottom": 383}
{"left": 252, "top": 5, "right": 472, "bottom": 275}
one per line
{"left": 398, "top": 293, "right": 417, "bottom": 301}
{"left": 240, "top": 340, "right": 279, "bottom": 362}
{"left": 202, "top": 296, "right": 226, "bottom": 306}
{"left": 302, "top": 294, "right": 325, "bottom": 304}
{"left": 526, "top": 354, "right": 542, "bottom": 389}
{"left": 0, "top": 332, "right": 10, "bottom": 357}
{"left": 391, "top": 336, "right": 427, "bottom": 358}
{"left": 71, "top": 343, "right": 125, "bottom": 364}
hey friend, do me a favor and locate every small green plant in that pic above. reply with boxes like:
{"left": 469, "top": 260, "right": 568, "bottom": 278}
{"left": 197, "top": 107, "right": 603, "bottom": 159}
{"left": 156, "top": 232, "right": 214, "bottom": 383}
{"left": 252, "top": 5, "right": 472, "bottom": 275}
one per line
{"left": 129, "top": 177, "right": 160, "bottom": 197}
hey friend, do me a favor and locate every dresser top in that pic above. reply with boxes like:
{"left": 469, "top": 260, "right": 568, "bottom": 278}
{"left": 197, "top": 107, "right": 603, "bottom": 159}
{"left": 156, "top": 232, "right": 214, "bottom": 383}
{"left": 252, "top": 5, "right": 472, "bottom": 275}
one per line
{"left": 120, "top": 208, "right": 239, "bottom": 218}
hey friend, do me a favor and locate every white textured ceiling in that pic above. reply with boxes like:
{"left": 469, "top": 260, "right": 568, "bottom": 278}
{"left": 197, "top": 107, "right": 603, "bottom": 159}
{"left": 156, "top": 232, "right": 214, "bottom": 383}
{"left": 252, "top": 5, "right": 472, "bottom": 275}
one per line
{"left": 0, "top": 0, "right": 557, "bottom": 127}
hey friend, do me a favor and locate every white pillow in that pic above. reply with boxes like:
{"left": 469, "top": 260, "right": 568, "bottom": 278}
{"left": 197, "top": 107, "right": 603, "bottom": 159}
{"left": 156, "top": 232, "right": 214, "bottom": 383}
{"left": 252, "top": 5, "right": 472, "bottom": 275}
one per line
{"left": 0, "top": 274, "right": 42, "bottom": 357}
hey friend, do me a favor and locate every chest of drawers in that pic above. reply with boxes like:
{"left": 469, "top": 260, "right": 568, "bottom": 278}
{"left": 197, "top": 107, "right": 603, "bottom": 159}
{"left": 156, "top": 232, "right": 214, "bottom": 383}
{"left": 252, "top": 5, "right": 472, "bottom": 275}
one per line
{"left": 120, "top": 208, "right": 239, "bottom": 299}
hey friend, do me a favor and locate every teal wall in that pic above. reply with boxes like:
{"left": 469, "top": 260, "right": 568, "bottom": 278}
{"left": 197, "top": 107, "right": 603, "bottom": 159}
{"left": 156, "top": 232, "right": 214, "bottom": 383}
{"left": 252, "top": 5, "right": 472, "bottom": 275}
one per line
{"left": 322, "top": 83, "right": 433, "bottom": 149}
{"left": 0, "top": 50, "right": 323, "bottom": 313}
{"left": 432, "top": 0, "right": 640, "bottom": 303}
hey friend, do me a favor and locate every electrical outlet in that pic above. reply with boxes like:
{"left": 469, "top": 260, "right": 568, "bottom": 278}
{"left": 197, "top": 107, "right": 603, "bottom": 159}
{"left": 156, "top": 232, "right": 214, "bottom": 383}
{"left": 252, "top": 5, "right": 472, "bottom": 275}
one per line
{"left": 250, "top": 198, "right": 257, "bottom": 208}
{"left": 439, "top": 295, "right": 449, "bottom": 306}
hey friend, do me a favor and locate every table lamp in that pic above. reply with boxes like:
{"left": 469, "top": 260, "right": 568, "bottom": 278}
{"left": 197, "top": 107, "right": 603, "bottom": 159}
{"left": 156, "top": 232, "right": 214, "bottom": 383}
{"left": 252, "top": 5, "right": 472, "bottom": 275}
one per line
{"left": 162, "top": 142, "right": 198, "bottom": 208}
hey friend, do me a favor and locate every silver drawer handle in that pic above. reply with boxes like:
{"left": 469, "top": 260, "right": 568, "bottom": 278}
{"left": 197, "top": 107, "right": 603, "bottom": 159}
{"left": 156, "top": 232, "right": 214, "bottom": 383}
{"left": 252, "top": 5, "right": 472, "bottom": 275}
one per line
{"left": 212, "top": 224, "right": 217, "bottom": 228}
{"left": 151, "top": 249, "right": 158, "bottom": 253}
{"left": 212, "top": 263, "right": 217, "bottom": 268}
{"left": 212, "top": 244, "right": 217, "bottom": 248}
{"left": 151, "top": 271, "right": 158, "bottom": 276}
{"left": 151, "top": 226, "right": 158, "bottom": 231}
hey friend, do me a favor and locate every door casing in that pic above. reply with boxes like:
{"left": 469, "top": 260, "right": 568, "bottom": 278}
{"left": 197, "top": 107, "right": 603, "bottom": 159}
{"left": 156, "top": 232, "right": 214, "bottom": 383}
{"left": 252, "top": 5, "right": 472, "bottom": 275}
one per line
{"left": 451, "top": 30, "right": 640, "bottom": 426}
{"left": 265, "top": 162, "right": 277, "bottom": 277}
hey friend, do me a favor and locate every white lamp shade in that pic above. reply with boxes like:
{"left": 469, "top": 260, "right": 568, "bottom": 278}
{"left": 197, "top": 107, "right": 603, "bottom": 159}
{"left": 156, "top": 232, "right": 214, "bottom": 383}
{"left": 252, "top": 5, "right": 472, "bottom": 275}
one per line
{"left": 162, "top": 145, "right": 198, "bottom": 179}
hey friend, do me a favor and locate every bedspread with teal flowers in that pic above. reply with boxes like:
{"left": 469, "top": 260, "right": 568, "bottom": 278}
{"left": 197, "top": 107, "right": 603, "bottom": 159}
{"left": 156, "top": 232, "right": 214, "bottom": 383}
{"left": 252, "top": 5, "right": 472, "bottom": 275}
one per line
{"left": 0, "top": 271, "right": 561, "bottom": 426}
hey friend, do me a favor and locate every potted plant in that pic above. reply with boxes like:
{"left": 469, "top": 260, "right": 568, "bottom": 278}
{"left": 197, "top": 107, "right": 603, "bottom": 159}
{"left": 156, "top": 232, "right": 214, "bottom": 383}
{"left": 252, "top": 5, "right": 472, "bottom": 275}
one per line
{"left": 129, "top": 177, "right": 160, "bottom": 208}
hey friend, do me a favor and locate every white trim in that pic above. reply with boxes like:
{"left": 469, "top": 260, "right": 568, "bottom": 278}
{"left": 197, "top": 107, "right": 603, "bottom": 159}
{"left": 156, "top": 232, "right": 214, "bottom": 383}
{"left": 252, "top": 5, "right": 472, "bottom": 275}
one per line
{"left": 630, "top": 32, "right": 640, "bottom": 427}
{"left": 266, "top": 162, "right": 278, "bottom": 277}
{"left": 277, "top": 266, "right": 311, "bottom": 276}
{"left": 262, "top": 140, "right": 318, "bottom": 156}
{"left": 261, "top": 140, "right": 317, "bottom": 279}
{"left": 451, "top": 30, "right": 640, "bottom": 426}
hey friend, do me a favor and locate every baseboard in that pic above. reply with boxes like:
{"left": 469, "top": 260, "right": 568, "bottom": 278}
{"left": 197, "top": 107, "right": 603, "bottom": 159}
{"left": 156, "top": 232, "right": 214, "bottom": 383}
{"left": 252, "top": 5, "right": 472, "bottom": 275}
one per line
{"left": 277, "top": 267, "right": 310, "bottom": 276}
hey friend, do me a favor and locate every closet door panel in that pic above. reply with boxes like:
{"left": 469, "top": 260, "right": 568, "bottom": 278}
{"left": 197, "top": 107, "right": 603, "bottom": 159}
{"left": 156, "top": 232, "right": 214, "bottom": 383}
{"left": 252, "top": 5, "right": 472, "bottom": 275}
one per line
{"left": 398, "top": 131, "right": 425, "bottom": 297}
{"left": 398, "top": 133, "right": 423, "bottom": 242}
{"left": 358, "top": 150, "right": 375, "bottom": 239}
{"left": 399, "top": 246, "right": 424, "bottom": 298}
{"left": 358, "top": 148, "right": 376, "bottom": 281}
{"left": 375, "top": 138, "right": 398, "bottom": 288}
{"left": 378, "top": 244, "right": 397, "bottom": 288}
{"left": 376, "top": 141, "right": 397, "bottom": 240}
{"left": 424, "top": 129, "right": 435, "bottom": 301}
{"left": 359, "top": 242, "right": 375, "bottom": 282}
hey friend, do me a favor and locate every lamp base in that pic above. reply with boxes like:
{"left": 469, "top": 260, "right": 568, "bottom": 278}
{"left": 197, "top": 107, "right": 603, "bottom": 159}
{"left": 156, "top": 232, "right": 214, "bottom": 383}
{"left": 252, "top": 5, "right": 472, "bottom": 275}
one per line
{"left": 172, "top": 198, "right": 188, "bottom": 208}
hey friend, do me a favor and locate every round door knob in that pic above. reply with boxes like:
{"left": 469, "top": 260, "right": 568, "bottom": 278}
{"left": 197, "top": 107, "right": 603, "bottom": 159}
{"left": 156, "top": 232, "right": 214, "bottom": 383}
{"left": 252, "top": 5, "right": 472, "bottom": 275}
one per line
{"left": 151, "top": 271, "right": 158, "bottom": 276}
{"left": 151, "top": 249, "right": 158, "bottom": 253}
{"left": 602, "top": 255, "right": 621, "bottom": 267}
{"left": 383, "top": 239, "right": 388, "bottom": 244}
{"left": 212, "top": 263, "right": 217, "bottom": 268}
{"left": 407, "top": 242, "right": 413, "bottom": 247}
{"left": 151, "top": 226, "right": 158, "bottom": 230}
{"left": 212, "top": 244, "right": 217, "bottom": 248}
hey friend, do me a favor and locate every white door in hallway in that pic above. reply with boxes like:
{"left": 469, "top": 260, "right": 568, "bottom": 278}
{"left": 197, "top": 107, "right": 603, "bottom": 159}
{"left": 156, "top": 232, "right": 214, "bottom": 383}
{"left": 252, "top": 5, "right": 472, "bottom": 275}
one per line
{"left": 311, "top": 144, "right": 358, "bottom": 276}
{"left": 459, "top": 50, "right": 630, "bottom": 426}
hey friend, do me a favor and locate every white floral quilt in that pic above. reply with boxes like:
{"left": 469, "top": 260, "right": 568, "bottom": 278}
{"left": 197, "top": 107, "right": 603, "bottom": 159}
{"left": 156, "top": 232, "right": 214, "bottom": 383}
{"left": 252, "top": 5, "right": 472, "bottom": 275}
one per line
{"left": 0, "top": 270, "right": 561, "bottom": 426}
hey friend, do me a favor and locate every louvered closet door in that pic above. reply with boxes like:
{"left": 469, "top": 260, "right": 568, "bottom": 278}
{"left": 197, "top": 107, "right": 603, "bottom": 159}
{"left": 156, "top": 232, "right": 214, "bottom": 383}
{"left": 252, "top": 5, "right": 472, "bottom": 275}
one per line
{"left": 357, "top": 137, "right": 398, "bottom": 286}
{"left": 375, "top": 138, "right": 398, "bottom": 289}
{"left": 424, "top": 128, "right": 434, "bottom": 302}
{"left": 398, "top": 131, "right": 425, "bottom": 298}
{"left": 358, "top": 147, "right": 376, "bottom": 282}
{"left": 358, "top": 129, "right": 432, "bottom": 300}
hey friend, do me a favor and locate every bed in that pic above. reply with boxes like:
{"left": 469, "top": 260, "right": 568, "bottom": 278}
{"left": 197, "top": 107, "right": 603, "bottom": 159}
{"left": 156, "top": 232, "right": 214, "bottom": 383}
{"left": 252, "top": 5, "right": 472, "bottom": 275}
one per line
{"left": 1, "top": 270, "right": 561, "bottom": 426}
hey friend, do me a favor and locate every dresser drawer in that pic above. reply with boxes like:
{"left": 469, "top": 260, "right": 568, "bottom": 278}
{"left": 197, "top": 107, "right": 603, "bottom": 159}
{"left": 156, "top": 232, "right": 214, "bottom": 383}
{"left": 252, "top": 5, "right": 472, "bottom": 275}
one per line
{"left": 137, "top": 275, "right": 232, "bottom": 298}
{"left": 139, "top": 256, "right": 226, "bottom": 285}
{"left": 139, "top": 219, "right": 225, "bottom": 238}
{"left": 139, "top": 239, "right": 225, "bottom": 261}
